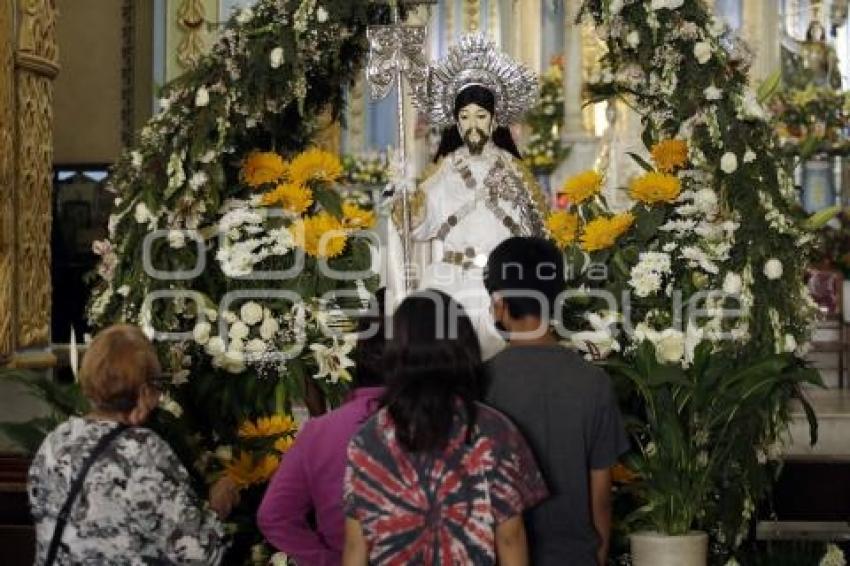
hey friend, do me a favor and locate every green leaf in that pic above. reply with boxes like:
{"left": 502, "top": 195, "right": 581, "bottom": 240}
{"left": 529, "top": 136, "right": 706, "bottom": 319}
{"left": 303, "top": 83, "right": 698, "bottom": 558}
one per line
{"left": 802, "top": 204, "right": 841, "bottom": 231}
{"left": 313, "top": 185, "right": 343, "bottom": 217}
{"left": 628, "top": 152, "right": 655, "bottom": 173}
{"left": 798, "top": 136, "right": 821, "bottom": 160}
{"left": 0, "top": 417, "right": 58, "bottom": 454}
{"left": 634, "top": 206, "right": 666, "bottom": 242}
{"left": 757, "top": 70, "right": 782, "bottom": 104}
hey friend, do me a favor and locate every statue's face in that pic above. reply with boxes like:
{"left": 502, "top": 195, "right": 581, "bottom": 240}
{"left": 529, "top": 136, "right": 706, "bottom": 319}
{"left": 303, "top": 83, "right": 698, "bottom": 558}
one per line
{"left": 457, "top": 103, "right": 493, "bottom": 155}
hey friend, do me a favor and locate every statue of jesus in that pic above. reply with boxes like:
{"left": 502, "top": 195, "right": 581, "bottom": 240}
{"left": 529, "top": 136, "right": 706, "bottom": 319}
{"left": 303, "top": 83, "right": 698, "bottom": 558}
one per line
{"left": 387, "top": 35, "right": 550, "bottom": 358}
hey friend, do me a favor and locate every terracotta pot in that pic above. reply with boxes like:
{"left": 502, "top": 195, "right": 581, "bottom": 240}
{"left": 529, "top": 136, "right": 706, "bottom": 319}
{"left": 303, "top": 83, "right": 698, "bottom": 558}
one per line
{"left": 630, "top": 531, "right": 708, "bottom": 566}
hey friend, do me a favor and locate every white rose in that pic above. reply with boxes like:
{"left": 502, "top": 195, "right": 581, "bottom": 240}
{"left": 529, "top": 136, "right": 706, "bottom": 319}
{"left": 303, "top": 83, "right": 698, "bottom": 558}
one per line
{"left": 222, "top": 350, "right": 245, "bottom": 373}
{"left": 193, "top": 321, "right": 212, "bottom": 345}
{"left": 626, "top": 30, "right": 640, "bottom": 49}
{"left": 784, "top": 334, "right": 797, "bottom": 353}
{"left": 704, "top": 84, "right": 722, "bottom": 100}
{"left": 316, "top": 6, "right": 329, "bottom": 22}
{"left": 168, "top": 229, "right": 186, "bottom": 249}
{"left": 206, "top": 336, "right": 226, "bottom": 357}
{"left": 656, "top": 329, "right": 685, "bottom": 363}
{"left": 722, "top": 272, "right": 743, "bottom": 295}
{"left": 195, "top": 85, "right": 210, "bottom": 107}
{"left": 240, "top": 302, "right": 264, "bottom": 326}
{"left": 720, "top": 152, "right": 738, "bottom": 174}
{"left": 246, "top": 338, "right": 268, "bottom": 353}
{"left": 229, "top": 320, "right": 250, "bottom": 340}
{"left": 260, "top": 317, "right": 280, "bottom": 341}
{"left": 117, "top": 285, "right": 131, "bottom": 297}
{"left": 764, "top": 258, "right": 783, "bottom": 280}
{"left": 270, "top": 47, "right": 284, "bottom": 69}
{"left": 743, "top": 149, "right": 757, "bottom": 163}
{"left": 693, "top": 41, "right": 712, "bottom": 64}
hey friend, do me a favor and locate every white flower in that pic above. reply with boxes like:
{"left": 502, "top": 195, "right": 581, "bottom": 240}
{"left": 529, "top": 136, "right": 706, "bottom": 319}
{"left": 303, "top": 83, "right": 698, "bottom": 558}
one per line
{"left": 629, "top": 252, "right": 671, "bottom": 298}
{"left": 222, "top": 350, "right": 245, "bottom": 373}
{"left": 260, "top": 316, "right": 280, "bottom": 341}
{"left": 626, "top": 30, "right": 640, "bottom": 49}
{"left": 722, "top": 272, "right": 743, "bottom": 295}
{"left": 158, "top": 97, "right": 170, "bottom": 112}
{"left": 740, "top": 89, "right": 765, "bottom": 120}
{"left": 204, "top": 308, "right": 218, "bottom": 322}
{"left": 117, "top": 285, "right": 131, "bottom": 297}
{"left": 222, "top": 310, "right": 237, "bottom": 324}
{"left": 229, "top": 320, "right": 250, "bottom": 340}
{"left": 651, "top": 0, "right": 684, "bottom": 10}
{"left": 784, "top": 334, "right": 798, "bottom": 353}
{"left": 684, "top": 321, "right": 704, "bottom": 366}
{"left": 656, "top": 328, "right": 685, "bottom": 363}
{"left": 570, "top": 330, "right": 620, "bottom": 360}
{"left": 743, "top": 148, "right": 757, "bottom": 163}
{"left": 270, "top": 47, "right": 284, "bottom": 69}
{"left": 316, "top": 6, "right": 329, "bottom": 22}
{"left": 270, "top": 553, "right": 289, "bottom": 566}
{"left": 235, "top": 7, "right": 253, "bottom": 24}
{"left": 200, "top": 150, "right": 217, "bottom": 163}
{"left": 720, "top": 152, "right": 738, "bottom": 174}
{"left": 240, "top": 302, "right": 264, "bottom": 326}
{"left": 159, "top": 393, "right": 183, "bottom": 418}
{"left": 195, "top": 85, "right": 210, "bottom": 107}
{"left": 206, "top": 336, "right": 226, "bottom": 357}
{"left": 704, "top": 84, "right": 722, "bottom": 100}
{"left": 693, "top": 41, "right": 712, "bottom": 64}
{"left": 134, "top": 202, "right": 154, "bottom": 224}
{"left": 245, "top": 338, "right": 268, "bottom": 354}
{"left": 228, "top": 338, "right": 245, "bottom": 352}
{"left": 709, "top": 17, "right": 727, "bottom": 38}
{"left": 215, "top": 445, "right": 233, "bottom": 462}
{"left": 764, "top": 258, "right": 783, "bottom": 280}
{"left": 131, "top": 151, "right": 143, "bottom": 169}
{"left": 694, "top": 189, "right": 719, "bottom": 216}
{"left": 820, "top": 543, "right": 846, "bottom": 566}
{"left": 310, "top": 337, "right": 356, "bottom": 383}
{"left": 609, "top": 0, "right": 624, "bottom": 14}
{"left": 193, "top": 321, "right": 212, "bottom": 345}
{"left": 189, "top": 171, "right": 208, "bottom": 191}
{"left": 168, "top": 229, "right": 186, "bottom": 249}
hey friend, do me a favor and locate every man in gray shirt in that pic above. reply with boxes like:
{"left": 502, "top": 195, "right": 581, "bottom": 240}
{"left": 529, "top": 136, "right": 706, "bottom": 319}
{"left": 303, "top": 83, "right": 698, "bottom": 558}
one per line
{"left": 483, "top": 236, "right": 629, "bottom": 566}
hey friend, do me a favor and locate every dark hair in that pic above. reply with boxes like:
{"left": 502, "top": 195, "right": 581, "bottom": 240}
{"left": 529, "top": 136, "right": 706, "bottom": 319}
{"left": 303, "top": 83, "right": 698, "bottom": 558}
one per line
{"left": 382, "top": 290, "right": 481, "bottom": 452}
{"left": 484, "top": 236, "right": 566, "bottom": 319}
{"left": 352, "top": 288, "right": 387, "bottom": 388}
{"left": 433, "top": 85, "right": 521, "bottom": 161}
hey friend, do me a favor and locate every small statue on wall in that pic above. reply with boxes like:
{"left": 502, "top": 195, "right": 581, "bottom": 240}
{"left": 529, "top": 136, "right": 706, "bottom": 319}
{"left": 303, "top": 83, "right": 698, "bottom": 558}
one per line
{"left": 782, "top": 17, "right": 843, "bottom": 91}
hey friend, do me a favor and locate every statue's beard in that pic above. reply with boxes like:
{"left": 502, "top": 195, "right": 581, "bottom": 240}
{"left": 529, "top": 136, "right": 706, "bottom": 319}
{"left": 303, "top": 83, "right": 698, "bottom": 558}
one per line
{"left": 462, "top": 127, "right": 490, "bottom": 155}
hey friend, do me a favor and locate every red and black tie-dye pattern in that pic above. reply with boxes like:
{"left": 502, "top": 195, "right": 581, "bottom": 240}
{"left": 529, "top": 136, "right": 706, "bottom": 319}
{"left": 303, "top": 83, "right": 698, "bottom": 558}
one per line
{"left": 344, "top": 401, "right": 547, "bottom": 565}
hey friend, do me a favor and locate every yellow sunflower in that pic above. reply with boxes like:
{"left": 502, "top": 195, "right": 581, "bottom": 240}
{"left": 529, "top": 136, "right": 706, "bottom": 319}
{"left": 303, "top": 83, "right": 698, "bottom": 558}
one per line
{"left": 580, "top": 212, "right": 635, "bottom": 252}
{"left": 290, "top": 212, "right": 348, "bottom": 258}
{"left": 274, "top": 436, "right": 296, "bottom": 454}
{"left": 288, "top": 148, "right": 343, "bottom": 186}
{"left": 224, "top": 452, "right": 281, "bottom": 487}
{"left": 238, "top": 415, "right": 297, "bottom": 438}
{"left": 650, "top": 139, "right": 688, "bottom": 172}
{"left": 560, "top": 170, "right": 603, "bottom": 205}
{"left": 261, "top": 183, "right": 314, "bottom": 214}
{"left": 242, "top": 151, "right": 288, "bottom": 188}
{"left": 342, "top": 202, "right": 376, "bottom": 230}
{"left": 629, "top": 172, "right": 682, "bottom": 204}
{"left": 546, "top": 210, "right": 579, "bottom": 249}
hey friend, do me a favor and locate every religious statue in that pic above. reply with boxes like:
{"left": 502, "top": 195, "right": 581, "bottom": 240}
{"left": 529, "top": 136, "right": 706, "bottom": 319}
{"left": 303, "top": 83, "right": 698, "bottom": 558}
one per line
{"left": 782, "top": 19, "right": 843, "bottom": 90}
{"left": 386, "top": 34, "right": 549, "bottom": 358}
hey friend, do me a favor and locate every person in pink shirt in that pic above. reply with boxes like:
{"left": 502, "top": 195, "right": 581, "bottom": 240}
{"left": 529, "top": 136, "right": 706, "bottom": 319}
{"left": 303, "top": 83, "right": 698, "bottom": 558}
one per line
{"left": 257, "top": 290, "right": 387, "bottom": 565}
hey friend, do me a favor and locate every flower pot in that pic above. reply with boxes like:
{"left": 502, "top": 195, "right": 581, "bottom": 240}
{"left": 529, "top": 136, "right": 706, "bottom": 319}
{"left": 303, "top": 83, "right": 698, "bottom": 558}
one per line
{"left": 630, "top": 531, "right": 708, "bottom": 566}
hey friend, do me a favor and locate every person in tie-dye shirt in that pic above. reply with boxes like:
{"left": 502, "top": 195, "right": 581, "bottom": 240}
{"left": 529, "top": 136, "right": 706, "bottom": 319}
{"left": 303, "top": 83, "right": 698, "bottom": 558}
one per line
{"left": 342, "top": 290, "right": 547, "bottom": 566}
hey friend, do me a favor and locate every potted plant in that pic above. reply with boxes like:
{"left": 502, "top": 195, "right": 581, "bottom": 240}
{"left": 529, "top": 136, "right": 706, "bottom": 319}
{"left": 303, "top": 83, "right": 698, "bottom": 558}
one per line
{"left": 604, "top": 343, "right": 821, "bottom": 566}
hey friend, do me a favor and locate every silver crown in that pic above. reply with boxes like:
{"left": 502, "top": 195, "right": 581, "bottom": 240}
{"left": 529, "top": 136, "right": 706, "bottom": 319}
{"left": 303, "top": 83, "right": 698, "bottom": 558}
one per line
{"left": 421, "top": 34, "right": 539, "bottom": 128}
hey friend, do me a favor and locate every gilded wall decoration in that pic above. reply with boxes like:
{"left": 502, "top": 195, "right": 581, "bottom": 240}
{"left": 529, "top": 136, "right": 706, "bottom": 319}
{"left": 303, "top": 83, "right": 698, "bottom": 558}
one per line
{"left": 0, "top": 0, "right": 15, "bottom": 358}
{"left": 464, "top": 0, "right": 480, "bottom": 32}
{"left": 177, "top": 0, "right": 207, "bottom": 69}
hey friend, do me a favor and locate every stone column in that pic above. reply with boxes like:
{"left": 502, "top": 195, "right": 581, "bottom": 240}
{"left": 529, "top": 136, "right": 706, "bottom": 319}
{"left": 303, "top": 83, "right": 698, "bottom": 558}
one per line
{"left": 3, "top": 0, "right": 59, "bottom": 368}
{"left": 563, "top": 0, "right": 587, "bottom": 136}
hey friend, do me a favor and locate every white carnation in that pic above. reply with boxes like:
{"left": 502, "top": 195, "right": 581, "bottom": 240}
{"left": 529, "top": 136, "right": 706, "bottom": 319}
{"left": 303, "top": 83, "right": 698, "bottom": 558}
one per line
{"left": 222, "top": 310, "right": 238, "bottom": 324}
{"left": 193, "top": 321, "right": 212, "bottom": 345}
{"left": 722, "top": 272, "right": 743, "bottom": 295}
{"left": 720, "top": 152, "right": 738, "bottom": 174}
{"left": 168, "top": 229, "right": 186, "bottom": 249}
{"left": 743, "top": 149, "right": 757, "bottom": 163}
{"left": 222, "top": 350, "right": 245, "bottom": 374}
{"left": 229, "top": 320, "right": 250, "bottom": 340}
{"left": 240, "top": 302, "right": 264, "bottom": 326}
{"left": 195, "top": 85, "right": 210, "bottom": 108}
{"left": 134, "top": 202, "right": 154, "bottom": 224}
{"left": 764, "top": 258, "right": 783, "bottom": 280}
{"left": 694, "top": 189, "right": 718, "bottom": 216}
{"left": 245, "top": 338, "right": 268, "bottom": 354}
{"left": 704, "top": 84, "right": 722, "bottom": 100}
{"left": 626, "top": 30, "right": 640, "bottom": 49}
{"left": 693, "top": 41, "right": 712, "bottom": 64}
{"left": 316, "top": 6, "right": 329, "bottom": 22}
{"left": 206, "top": 336, "right": 226, "bottom": 357}
{"left": 260, "top": 316, "right": 280, "bottom": 341}
{"left": 270, "top": 47, "right": 284, "bottom": 69}
{"left": 189, "top": 171, "right": 208, "bottom": 191}
{"left": 610, "top": 0, "right": 624, "bottom": 14}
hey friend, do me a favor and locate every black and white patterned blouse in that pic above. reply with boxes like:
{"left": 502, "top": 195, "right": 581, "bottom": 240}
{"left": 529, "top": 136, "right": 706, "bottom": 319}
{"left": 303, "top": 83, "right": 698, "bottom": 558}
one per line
{"left": 28, "top": 417, "right": 227, "bottom": 565}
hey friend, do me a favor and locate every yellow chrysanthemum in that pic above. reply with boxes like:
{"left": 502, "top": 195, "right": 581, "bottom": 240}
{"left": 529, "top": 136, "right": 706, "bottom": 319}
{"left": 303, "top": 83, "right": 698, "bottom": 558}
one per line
{"left": 224, "top": 452, "right": 281, "bottom": 487}
{"left": 650, "top": 139, "right": 688, "bottom": 173}
{"left": 546, "top": 211, "right": 579, "bottom": 249}
{"left": 288, "top": 148, "right": 343, "bottom": 186}
{"left": 629, "top": 172, "right": 682, "bottom": 204}
{"left": 580, "top": 212, "right": 635, "bottom": 252}
{"left": 342, "top": 202, "right": 376, "bottom": 230}
{"left": 291, "top": 212, "right": 348, "bottom": 258}
{"left": 242, "top": 151, "right": 288, "bottom": 188}
{"left": 560, "top": 170, "right": 603, "bottom": 205}
{"left": 238, "top": 415, "right": 297, "bottom": 438}
{"left": 274, "top": 436, "right": 296, "bottom": 454}
{"left": 261, "top": 183, "right": 314, "bottom": 214}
